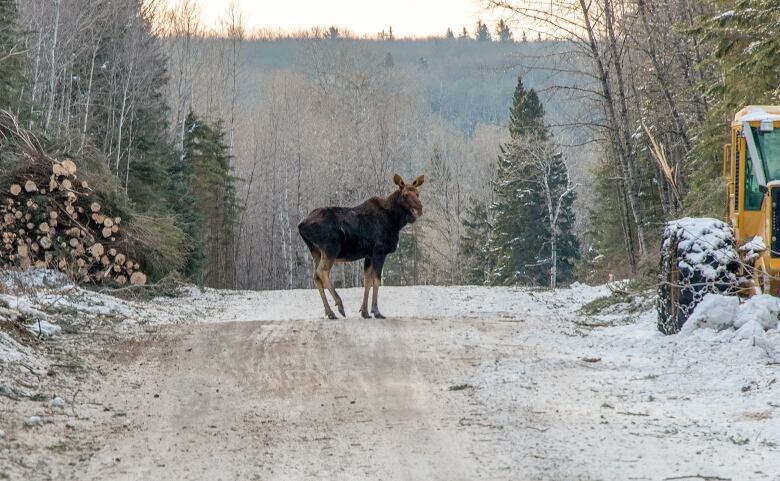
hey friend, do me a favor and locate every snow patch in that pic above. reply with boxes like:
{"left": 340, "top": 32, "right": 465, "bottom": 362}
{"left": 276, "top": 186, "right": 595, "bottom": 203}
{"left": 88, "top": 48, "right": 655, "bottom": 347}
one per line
{"left": 739, "top": 235, "right": 766, "bottom": 262}
{"left": 682, "top": 293, "right": 780, "bottom": 338}
{"left": 680, "top": 294, "right": 738, "bottom": 333}
{"left": 0, "top": 268, "right": 73, "bottom": 294}
{"left": 737, "top": 107, "right": 780, "bottom": 123}
{"left": 25, "top": 320, "right": 61, "bottom": 338}
{"left": 734, "top": 294, "right": 780, "bottom": 330}
{"left": 735, "top": 319, "right": 766, "bottom": 340}
{"left": 712, "top": 10, "right": 734, "bottom": 21}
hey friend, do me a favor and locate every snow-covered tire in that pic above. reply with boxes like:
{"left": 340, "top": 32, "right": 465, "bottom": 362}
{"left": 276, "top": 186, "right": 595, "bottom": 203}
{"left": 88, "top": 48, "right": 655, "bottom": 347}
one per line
{"left": 657, "top": 218, "right": 741, "bottom": 335}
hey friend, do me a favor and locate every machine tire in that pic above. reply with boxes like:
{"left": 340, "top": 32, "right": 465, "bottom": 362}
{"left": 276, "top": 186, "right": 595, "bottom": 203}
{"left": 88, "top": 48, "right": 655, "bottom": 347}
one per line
{"left": 657, "top": 218, "right": 741, "bottom": 334}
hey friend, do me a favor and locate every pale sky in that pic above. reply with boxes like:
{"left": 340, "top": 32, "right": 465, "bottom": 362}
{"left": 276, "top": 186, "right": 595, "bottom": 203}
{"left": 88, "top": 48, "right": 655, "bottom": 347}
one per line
{"left": 182, "top": 0, "right": 510, "bottom": 38}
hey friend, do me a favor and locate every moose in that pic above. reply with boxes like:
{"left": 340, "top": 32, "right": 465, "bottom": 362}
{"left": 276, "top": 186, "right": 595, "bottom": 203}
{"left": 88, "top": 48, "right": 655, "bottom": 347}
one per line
{"left": 298, "top": 174, "right": 425, "bottom": 319}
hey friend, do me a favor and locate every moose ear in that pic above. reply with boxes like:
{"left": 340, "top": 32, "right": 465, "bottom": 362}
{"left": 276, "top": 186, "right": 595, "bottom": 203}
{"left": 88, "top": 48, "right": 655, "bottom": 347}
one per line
{"left": 393, "top": 174, "right": 405, "bottom": 187}
{"left": 412, "top": 175, "right": 425, "bottom": 187}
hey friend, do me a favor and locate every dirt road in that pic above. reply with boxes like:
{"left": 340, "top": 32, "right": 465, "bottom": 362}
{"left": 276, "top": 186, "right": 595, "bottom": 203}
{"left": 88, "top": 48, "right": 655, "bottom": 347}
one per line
{"left": 79, "top": 317, "right": 516, "bottom": 481}
{"left": 5, "top": 285, "right": 780, "bottom": 480}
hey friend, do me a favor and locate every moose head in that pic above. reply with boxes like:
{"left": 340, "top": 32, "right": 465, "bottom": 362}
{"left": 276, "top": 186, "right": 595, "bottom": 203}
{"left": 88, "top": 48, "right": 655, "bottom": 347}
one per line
{"left": 393, "top": 174, "right": 424, "bottom": 223}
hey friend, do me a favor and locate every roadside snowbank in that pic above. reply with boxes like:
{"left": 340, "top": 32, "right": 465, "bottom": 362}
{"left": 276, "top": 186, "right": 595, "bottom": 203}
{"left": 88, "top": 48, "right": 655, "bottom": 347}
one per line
{"left": 0, "top": 268, "right": 208, "bottom": 366}
{"left": 682, "top": 293, "right": 780, "bottom": 344}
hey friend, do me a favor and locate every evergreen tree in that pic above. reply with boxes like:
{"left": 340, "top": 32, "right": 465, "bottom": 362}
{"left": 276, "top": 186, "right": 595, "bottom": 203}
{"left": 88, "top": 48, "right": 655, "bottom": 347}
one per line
{"left": 542, "top": 152, "right": 579, "bottom": 285}
{"left": 487, "top": 143, "right": 547, "bottom": 285}
{"left": 475, "top": 20, "right": 492, "bottom": 41}
{"left": 460, "top": 199, "right": 492, "bottom": 284}
{"left": 687, "top": 1, "right": 780, "bottom": 216}
{"left": 459, "top": 27, "right": 469, "bottom": 39}
{"left": 508, "top": 77, "right": 547, "bottom": 141}
{"left": 384, "top": 220, "right": 429, "bottom": 285}
{"left": 180, "top": 112, "right": 241, "bottom": 288}
{"left": 495, "top": 19, "right": 513, "bottom": 43}
{"left": 325, "top": 26, "right": 340, "bottom": 40}
{"left": 487, "top": 76, "right": 579, "bottom": 286}
{"left": 586, "top": 158, "right": 634, "bottom": 281}
{"left": 0, "top": 0, "right": 25, "bottom": 114}
{"left": 445, "top": 28, "right": 455, "bottom": 40}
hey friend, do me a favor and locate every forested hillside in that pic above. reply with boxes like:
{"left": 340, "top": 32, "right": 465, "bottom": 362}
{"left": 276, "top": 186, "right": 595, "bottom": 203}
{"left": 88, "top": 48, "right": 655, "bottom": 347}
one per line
{"left": 1, "top": 0, "right": 774, "bottom": 290}
{"left": 161, "top": 18, "right": 596, "bottom": 289}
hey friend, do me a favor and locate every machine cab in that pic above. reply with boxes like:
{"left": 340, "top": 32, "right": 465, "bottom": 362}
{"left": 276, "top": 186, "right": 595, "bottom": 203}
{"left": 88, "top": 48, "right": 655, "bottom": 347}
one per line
{"left": 726, "top": 106, "right": 780, "bottom": 254}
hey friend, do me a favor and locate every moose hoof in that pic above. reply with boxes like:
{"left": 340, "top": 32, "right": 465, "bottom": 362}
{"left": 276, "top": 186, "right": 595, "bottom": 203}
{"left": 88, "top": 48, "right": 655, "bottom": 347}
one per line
{"left": 372, "top": 311, "right": 386, "bottom": 319}
{"left": 360, "top": 309, "right": 371, "bottom": 319}
{"left": 325, "top": 310, "right": 338, "bottom": 320}
{"left": 337, "top": 305, "right": 346, "bottom": 317}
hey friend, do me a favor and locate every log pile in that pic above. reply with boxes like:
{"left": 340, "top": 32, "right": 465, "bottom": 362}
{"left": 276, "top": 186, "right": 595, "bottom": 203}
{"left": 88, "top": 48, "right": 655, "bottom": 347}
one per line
{"left": 0, "top": 159, "right": 147, "bottom": 286}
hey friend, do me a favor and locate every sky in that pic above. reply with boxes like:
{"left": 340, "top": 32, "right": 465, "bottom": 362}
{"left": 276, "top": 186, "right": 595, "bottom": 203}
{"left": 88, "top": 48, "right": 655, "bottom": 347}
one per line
{"left": 178, "top": 0, "right": 510, "bottom": 38}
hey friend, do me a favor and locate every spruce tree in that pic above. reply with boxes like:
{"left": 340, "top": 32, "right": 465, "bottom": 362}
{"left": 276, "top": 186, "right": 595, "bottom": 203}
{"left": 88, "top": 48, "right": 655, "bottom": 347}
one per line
{"left": 445, "top": 28, "right": 455, "bottom": 40}
{"left": 180, "top": 112, "right": 241, "bottom": 288}
{"left": 384, "top": 220, "right": 429, "bottom": 285}
{"left": 460, "top": 199, "right": 492, "bottom": 284}
{"left": 508, "top": 77, "right": 547, "bottom": 140}
{"left": 488, "top": 143, "right": 547, "bottom": 285}
{"left": 475, "top": 20, "right": 491, "bottom": 42}
{"left": 487, "top": 76, "right": 579, "bottom": 286}
{"left": 542, "top": 152, "right": 579, "bottom": 286}
{"left": 687, "top": 1, "right": 780, "bottom": 216}
{"left": 495, "top": 19, "right": 513, "bottom": 43}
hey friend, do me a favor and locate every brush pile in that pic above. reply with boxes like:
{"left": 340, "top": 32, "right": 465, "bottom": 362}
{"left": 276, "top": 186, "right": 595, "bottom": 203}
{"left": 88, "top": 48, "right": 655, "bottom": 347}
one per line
{"left": 0, "top": 113, "right": 146, "bottom": 286}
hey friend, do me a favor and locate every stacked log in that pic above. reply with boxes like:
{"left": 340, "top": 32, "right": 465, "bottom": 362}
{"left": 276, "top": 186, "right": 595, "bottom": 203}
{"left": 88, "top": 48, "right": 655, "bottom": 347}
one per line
{"left": 0, "top": 159, "right": 147, "bottom": 286}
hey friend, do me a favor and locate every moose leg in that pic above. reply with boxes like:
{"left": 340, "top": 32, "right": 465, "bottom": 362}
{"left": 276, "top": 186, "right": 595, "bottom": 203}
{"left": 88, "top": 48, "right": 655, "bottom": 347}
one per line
{"left": 370, "top": 255, "right": 386, "bottom": 319}
{"left": 310, "top": 251, "right": 336, "bottom": 319}
{"left": 317, "top": 255, "right": 345, "bottom": 318}
{"left": 360, "top": 258, "right": 372, "bottom": 319}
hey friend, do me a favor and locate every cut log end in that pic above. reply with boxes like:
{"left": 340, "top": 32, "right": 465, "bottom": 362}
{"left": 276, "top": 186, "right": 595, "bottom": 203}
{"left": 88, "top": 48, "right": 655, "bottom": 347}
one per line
{"left": 130, "top": 272, "right": 147, "bottom": 286}
{"left": 61, "top": 159, "right": 78, "bottom": 175}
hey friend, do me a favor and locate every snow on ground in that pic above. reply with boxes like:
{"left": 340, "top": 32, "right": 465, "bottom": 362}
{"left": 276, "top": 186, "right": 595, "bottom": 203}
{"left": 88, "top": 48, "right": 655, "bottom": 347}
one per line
{"left": 683, "top": 293, "right": 780, "bottom": 351}
{"left": 149, "top": 278, "right": 780, "bottom": 467}
{"left": 170, "top": 281, "right": 611, "bottom": 323}
{"left": 4, "top": 269, "right": 780, "bottom": 479}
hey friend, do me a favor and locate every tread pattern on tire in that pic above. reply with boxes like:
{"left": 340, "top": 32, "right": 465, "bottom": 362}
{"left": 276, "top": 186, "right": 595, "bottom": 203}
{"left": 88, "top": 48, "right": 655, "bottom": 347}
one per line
{"left": 657, "top": 218, "right": 741, "bottom": 334}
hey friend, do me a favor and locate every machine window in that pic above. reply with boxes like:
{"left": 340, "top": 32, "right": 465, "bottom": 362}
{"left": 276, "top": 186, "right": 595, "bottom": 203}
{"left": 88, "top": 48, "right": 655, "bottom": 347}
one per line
{"left": 753, "top": 127, "right": 780, "bottom": 180}
{"left": 745, "top": 147, "right": 764, "bottom": 210}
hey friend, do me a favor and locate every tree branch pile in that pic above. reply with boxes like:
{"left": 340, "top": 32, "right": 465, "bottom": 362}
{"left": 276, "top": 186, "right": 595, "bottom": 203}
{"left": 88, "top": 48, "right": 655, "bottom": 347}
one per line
{"left": 0, "top": 111, "right": 146, "bottom": 286}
